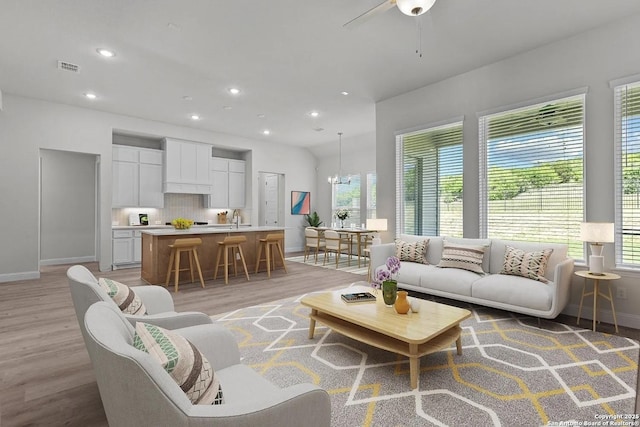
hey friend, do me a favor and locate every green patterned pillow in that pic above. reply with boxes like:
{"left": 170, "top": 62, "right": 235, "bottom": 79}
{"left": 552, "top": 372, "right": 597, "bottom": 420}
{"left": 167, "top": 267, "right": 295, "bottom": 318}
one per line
{"left": 133, "top": 322, "right": 224, "bottom": 405}
{"left": 98, "top": 278, "right": 146, "bottom": 315}
{"left": 500, "top": 245, "right": 553, "bottom": 283}
{"left": 395, "top": 239, "right": 429, "bottom": 264}
{"left": 437, "top": 241, "right": 487, "bottom": 274}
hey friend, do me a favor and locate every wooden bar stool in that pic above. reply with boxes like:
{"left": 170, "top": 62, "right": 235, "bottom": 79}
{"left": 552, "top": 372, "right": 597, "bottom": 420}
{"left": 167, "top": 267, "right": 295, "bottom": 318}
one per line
{"left": 165, "top": 237, "right": 205, "bottom": 293}
{"left": 255, "top": 233, "right": 287, "bottom": 277}
{"left": 214, "top": 235, "right": 250, "bottom": 284}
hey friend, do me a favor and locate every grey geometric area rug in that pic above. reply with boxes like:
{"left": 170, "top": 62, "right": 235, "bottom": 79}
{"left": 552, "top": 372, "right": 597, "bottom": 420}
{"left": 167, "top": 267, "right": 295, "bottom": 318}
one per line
{"left": 286, "top": 254, "right": 369, "bottom": 276}
{"left": 212, "top": 289, "right": 639, "bottom": 427}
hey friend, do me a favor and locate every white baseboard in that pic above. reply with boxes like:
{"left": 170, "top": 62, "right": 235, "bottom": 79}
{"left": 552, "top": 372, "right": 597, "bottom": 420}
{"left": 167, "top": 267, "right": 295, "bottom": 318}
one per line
{"left": 40, "top": 256, "right": 96, "bottom": 266}
{"left": 563, "top": 303, "right": 640, "bottom": 330}
{"left": 0, "top": 271, "right": 40, "bottom": 283}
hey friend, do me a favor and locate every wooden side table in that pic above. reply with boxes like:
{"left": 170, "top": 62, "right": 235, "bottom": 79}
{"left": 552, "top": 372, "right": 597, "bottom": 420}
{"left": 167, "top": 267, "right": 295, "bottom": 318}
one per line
{"left": 575, "top": 270, "right": 621, "bottom": 333}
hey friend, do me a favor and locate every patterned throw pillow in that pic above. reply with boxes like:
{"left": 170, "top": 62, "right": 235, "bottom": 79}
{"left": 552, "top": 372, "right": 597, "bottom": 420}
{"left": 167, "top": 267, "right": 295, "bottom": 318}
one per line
{"left": 98, "top": 278, "right": 147, "bottom": 315}
{"left": 500, "top": 246, "right": 553, "bottom": 283}
{"left": 133, "top": 322, "right": 224, "bottom": 405}
{"left": 437, "top": 241, "right": 486, "bottom": 274}
{"left": 395, "top": 239, "right": 429, "bottom": 264}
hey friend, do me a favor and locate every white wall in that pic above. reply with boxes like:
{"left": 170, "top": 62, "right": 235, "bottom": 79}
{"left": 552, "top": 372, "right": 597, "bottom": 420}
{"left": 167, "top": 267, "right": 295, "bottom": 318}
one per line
{"left": 376, "top": 13, "right": 640, "bottom": 328}
{"left": 0, "top": 94, "right": 316, "bottom": 281}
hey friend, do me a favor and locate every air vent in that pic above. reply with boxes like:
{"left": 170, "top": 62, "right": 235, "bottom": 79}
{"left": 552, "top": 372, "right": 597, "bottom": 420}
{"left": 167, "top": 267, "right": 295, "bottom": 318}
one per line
{"left": 57, "top": 60, "right": 80, "bottom": 73}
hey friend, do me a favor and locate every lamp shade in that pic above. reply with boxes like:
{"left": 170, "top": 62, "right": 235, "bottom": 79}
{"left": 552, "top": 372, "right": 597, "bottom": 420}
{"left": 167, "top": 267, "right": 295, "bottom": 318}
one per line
{"left": 366, "top": 218, "right": 388, "bottom": 231}
{"left": 396, "top": 0, "right": 436, "bottom": 16}
{"left": 579, "top": 222, "right": 614, "bottom": 243}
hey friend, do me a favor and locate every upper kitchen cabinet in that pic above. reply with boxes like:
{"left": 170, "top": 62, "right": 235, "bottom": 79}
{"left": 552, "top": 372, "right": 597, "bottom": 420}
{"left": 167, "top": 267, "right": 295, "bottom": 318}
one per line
{"left": 163, "top": 138, "right": 212, "bottom": 194}
{"left": 205, "top": 157, "right": 245, "bottom": 208}
{"left": 112, "top": 145, "right": 164, "bottom": 208}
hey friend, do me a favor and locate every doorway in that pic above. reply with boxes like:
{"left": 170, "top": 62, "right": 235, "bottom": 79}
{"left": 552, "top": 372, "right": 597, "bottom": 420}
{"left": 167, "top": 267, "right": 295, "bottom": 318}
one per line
{"left": 258, "top": 172, "right": 285, "bottom": 226}
{"left": 39, "top": 149, "right": 99, "bottom": 267}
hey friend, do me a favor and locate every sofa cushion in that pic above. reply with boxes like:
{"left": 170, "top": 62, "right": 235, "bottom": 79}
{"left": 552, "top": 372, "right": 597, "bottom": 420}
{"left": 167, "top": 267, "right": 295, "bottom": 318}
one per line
{"left": 472, "top": 274, "right": 554, "bottom": 312}
{"left": 395, "top": 238, "right": 429, "bottom": 264}
{"left": 489, "top": 239, "right": 568, "bottom": 280}
{"left": 133, "top": 322, "right": 224, "bottom": 405}
{"left": 381, "top": 261, "right": 431, "bottom": 286}
{"left": 442, "top": 237, "right": 491, "bottom": 273}
{"left": 500, "top": 246, "right": 553, "bottom": 283}
{"left": 437, "top": 240, "right": 487, "bottom": 274}
{"left": 397, "top": 235, "right": 444, "bottom": 265}
{"left": 99, "top": 278, "right": 147, "bottom": 315}
{"left": 418, "top": 266, "right": 476, "bottom": 297}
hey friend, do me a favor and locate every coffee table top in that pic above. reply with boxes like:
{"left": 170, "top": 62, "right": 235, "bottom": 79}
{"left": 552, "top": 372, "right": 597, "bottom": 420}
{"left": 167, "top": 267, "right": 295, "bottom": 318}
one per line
{"left": 300, "top": 286, "right": 471, "bottom": 344}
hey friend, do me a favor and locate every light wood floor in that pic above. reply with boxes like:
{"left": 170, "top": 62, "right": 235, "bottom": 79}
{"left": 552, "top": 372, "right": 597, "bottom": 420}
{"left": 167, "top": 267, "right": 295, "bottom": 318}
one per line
{"left": 0, "top": 259, "right": 637, "bottom": 426}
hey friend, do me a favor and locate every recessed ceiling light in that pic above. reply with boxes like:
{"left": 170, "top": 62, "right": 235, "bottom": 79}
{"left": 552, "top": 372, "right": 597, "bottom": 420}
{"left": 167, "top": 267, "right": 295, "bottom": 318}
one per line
{"left": 191, "top": 114, "right": 200, "bottom": 120}
{"left": 263, "top": 130, "right": 271, "bottom": 135}
{"left": 228, "top": 88, "right": 240, "bottom": 95}
{"left": 309, "top": 111, "right": 320, "bottom": 118}
{"left": 182, "top": 95, "right": 193, "bottom": 101}
{"left": 257, "top": 113, "right": 266, "bottom": 119}
{"left": 313, "top": 127, "right": 325, "bottom": 132}
{"left": 167, "top": 22, "right": 180, "bottom": 30}
{"left": 222, "top": 105, "right": 233, "bottom": 110}
{"left": 84, "top": 92, "right": 97, "bottom": 100}
{"left": 341, "top": 91, "right": 349, "bottom": 96}
{"left": 96, "top": 48, "right": 115, "bottom": 58}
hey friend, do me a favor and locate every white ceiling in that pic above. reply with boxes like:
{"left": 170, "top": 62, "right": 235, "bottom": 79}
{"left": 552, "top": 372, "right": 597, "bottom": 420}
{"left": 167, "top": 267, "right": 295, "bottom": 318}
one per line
{"left": 2, "top": 0, "right": 640, "bottom": 148}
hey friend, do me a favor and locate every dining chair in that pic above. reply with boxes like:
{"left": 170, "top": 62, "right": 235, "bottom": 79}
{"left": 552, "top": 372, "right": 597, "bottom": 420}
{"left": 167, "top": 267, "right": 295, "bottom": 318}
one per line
{"left": 323, "top": 230, "right": 351, "bottom": 268}
{"left": 304, "top": 227, "right": 326, "bottom": 264}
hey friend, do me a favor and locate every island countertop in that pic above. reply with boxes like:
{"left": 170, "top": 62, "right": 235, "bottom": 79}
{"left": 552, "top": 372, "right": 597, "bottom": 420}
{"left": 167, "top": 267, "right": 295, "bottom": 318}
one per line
{"left": 140, "top": 226, "right": 287, "bottom": 285}
{"left": 140, "top": 225, "right": 284, "bottom": 236}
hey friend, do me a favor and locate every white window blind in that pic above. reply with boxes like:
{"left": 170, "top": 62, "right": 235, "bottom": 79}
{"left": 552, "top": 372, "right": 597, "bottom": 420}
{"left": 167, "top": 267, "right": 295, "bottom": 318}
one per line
{"left": 396, "top": 122, "right": 463, "bottom": 236}
{"left": 366, "top": 172, "right": 377, "bottom": 219}
{"left": 479, "top": 95, "right": 584, "bottom": 259}
{"left": 614, "top": 82, "right": 640, "bottom": 268}
{"left": 331, "top": 174, "right": 361, "bottom": 227}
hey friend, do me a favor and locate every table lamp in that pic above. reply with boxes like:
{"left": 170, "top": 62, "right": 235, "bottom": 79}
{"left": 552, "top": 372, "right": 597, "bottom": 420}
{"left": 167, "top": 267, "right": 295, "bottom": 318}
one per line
{"left": 579, "top": 222, "right": 614, "bottom": 275}
{"left": 366, "top": 218, "right": 388, "bottom": 232}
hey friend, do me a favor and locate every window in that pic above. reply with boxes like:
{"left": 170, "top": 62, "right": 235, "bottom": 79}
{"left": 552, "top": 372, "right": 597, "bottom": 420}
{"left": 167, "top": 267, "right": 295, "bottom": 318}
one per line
{"left": 366, "top": 172, "right": 376, "bottom": 219}
{"left": 396, "top": 121, "right": 463, "bottom": 237}
{"left": 614, "top": 81, "right": 640, "bottom": 268}
{"left": 479, "top": 94, "right": 584, "bottom": 258}
{"left": 331, "top": 175, "right": 361, "bottom": 226}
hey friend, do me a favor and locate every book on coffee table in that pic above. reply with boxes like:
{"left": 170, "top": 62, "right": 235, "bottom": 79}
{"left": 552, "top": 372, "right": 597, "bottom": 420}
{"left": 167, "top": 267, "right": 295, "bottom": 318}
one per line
{"left": 341, "top": 292, "right": 377, "bottom": 303}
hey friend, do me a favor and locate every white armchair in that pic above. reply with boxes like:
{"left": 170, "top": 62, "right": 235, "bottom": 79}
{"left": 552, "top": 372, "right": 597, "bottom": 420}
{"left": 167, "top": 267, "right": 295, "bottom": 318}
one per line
{"left": 67, "top": 265, "right": 213, "bottom": 342}
{"left": 84, "top": 301, "right": 331, "bottom": 427}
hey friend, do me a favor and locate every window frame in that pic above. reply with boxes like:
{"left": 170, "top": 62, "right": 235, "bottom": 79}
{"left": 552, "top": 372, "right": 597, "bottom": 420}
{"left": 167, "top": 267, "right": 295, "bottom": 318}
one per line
{"left": 395, "top": 118, "right": 464, "bottom": 237}
{"left": 478, "top": 92, "right": 586, "bottom": 259}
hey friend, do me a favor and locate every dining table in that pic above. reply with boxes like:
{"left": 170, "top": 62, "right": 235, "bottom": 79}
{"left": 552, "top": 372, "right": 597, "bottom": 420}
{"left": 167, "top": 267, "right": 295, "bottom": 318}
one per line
{"left": 314, "top": 226, "right": 377, "bottom": 268}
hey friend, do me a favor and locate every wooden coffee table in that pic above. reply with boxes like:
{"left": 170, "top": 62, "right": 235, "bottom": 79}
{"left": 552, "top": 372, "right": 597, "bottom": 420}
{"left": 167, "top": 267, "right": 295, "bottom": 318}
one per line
{"left": 301, "top": 287, "right": 471, "bottom": 389}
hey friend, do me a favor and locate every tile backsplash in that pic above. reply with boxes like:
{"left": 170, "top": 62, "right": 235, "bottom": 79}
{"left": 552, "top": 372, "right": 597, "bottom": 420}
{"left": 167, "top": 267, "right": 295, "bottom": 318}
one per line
{"left": 112, "top": 194, "right": 248, "bottom": 226}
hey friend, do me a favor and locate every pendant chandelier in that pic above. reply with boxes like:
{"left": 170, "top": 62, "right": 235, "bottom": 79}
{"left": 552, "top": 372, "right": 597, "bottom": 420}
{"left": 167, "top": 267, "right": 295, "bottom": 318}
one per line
{"left": 327, "top": 132, "right": 351, "bottom": 185}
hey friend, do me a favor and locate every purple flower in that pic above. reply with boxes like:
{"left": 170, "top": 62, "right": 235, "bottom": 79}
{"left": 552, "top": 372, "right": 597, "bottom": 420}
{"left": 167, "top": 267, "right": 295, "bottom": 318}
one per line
{"left": 386, "top": 256, "right": 401, "bottom": 275}
{"left": 376, "top": 269, "right": 391, "bottom": 283}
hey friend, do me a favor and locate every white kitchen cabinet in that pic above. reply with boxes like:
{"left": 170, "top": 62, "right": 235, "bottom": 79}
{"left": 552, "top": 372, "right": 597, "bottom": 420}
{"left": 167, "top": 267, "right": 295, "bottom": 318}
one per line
{"left": 112, "top": 229, "right": 142, "bottom": 268}
{"left": 228, "top": 159, "right": 245, "bottom": 209}
{"left": 205, "top": 157, "right": 245, "bottom": 208}
{"left": 112, "top": 145, "right": 164, "bottom": 208}
{"left": 163, "top": 138, "right": 212, "bottom": 194}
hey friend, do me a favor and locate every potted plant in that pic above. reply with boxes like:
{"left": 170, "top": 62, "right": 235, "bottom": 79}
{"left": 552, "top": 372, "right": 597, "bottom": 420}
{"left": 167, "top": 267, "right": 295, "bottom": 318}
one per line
{"left": 335, "top": 208, "right": 350, "bottom": 228}
{"left": 304, "top": 211, "right": 323, "bottom": 227}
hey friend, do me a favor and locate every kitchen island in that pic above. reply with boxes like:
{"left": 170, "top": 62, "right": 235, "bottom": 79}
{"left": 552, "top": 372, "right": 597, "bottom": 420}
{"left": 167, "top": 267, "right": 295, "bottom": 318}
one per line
{"left": 140, "top": 226, "right": 286, "bottom": 285}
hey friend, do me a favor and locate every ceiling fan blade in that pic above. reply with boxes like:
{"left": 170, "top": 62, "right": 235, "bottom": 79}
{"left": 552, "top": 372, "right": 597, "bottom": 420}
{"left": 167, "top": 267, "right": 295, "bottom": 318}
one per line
{"left": 343, "top": 0, "right": 396, "bottom": 30}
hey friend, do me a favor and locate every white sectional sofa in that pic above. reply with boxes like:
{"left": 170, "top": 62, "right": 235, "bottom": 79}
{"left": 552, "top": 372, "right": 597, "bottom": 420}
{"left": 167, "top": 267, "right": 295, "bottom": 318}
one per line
{"left": 370, "top": 234, "right": 574, "bottom": 319}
